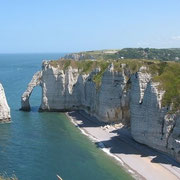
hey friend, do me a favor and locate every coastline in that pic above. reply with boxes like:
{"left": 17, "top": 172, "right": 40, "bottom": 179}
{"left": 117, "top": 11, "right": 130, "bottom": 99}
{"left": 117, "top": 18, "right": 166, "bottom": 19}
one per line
{"left": 66, "top": 110, "right": 180, "bottom": 180}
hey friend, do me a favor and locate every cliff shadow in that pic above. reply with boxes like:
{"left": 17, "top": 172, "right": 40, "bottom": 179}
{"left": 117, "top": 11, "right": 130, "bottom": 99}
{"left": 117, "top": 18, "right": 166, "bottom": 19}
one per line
{"left": 67, "top": 110, "right": 180, "bottom": 169}
{"left": 68, "top": 110, "right": 107, "bottom": 128}
{"left": 95, "top": 129, "right": 180, "bottom": 169}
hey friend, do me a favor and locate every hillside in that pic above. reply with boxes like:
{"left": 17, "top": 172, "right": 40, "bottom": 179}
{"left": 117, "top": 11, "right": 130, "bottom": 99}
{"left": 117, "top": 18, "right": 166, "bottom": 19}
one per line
{"left": 63, "top": 48, "right": 180, "bottom": 61}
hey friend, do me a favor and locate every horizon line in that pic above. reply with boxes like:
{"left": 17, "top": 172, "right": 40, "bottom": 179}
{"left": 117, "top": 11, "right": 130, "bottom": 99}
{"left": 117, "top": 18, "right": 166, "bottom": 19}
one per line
{"left": 0, "top": 47, "right": 180, "bottom": 54}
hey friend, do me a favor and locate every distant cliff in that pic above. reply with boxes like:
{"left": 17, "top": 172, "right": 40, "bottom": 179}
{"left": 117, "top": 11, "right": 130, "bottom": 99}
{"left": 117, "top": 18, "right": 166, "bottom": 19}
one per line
{"left": 0, "top": 83, "right": 11, "bottom": 122}
{"left": 64, "top": 48, "right": 180, "bottom": 61}
{"left": 21, "top": 59, "right": 180, "bottom": 162}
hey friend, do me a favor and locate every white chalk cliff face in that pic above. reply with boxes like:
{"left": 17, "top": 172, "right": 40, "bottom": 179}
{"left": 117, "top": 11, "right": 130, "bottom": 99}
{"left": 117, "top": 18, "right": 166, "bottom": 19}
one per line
{"left": 130, "top": 67, "right": 180, "bottom": 162}
{"left": 0, "top": 83, "right": 11, "bottom": 122}
{"left": 21, "top": 61, "right": 180, "bottom": 162}
{"left": 39, "top": 61, "right": 130, "bottom": 124}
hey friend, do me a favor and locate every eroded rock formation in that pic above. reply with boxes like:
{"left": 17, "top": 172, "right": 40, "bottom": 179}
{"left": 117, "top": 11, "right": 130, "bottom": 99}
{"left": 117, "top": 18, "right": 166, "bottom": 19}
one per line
{"left": 130, "top": 67, "right": 180, "bottom": 162}
{"left": 0, "top": 83, "right": 11, "bottom": 122}
{"left": 20, "top": 71, "right": 42, "bottom": 111}
{"left": 39, "top": 61, "right": 130, "bottom": 124}
{"left": 20, "top": 60, "right": 180, "bottom": 162}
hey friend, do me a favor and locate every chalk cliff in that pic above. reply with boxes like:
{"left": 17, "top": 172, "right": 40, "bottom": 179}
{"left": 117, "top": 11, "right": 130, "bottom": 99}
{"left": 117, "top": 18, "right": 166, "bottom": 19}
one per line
{"left": 21, "top": 60, "right": 180, "bottom": 162}
{"left": 130, "top": 67, "right": 180, "bottom": 162}
{"left": 38, "top": 61, "right": 130, "bottom": 124}
{"left": 0, "top": 83, "right": 11, "bottom": 122}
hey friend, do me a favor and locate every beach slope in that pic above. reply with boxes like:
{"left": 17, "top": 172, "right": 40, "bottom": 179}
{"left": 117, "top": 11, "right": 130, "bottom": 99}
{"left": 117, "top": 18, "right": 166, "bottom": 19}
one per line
{"left": 67, "top": 111, "right": 180, "bottom": 180}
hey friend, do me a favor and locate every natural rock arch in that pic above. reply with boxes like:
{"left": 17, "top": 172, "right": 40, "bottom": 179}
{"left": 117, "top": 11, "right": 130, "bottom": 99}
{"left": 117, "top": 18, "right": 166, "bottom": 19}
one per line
{"left": 20, "top": 71, "right": 42, "bottom": 111}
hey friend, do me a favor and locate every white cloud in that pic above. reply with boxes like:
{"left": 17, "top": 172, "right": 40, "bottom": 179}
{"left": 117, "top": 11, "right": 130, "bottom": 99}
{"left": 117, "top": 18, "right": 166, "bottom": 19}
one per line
{"left": 172, "top": 36, "right": 180, "bottom": 40}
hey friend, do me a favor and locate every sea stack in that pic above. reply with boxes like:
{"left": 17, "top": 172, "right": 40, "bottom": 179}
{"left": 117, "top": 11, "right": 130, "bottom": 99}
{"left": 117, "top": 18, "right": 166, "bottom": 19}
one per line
{"left": 0, "top": 83, "right": 11, "bottom": 122}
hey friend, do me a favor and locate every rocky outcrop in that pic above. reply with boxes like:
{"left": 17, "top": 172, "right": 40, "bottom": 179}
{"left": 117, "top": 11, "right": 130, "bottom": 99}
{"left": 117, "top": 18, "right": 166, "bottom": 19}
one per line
{"left": 20, "top": 60, "right": 180, "bottom": 162}
{"left": 130, "top": 67, "right": 180, "bottom": 162}
{"left": 39, "top": 61, "right": 130, "bottom": 124}
{"left": 0, "top": 83, "right": 11, "bottom": 122}
{"left": 20, "top": 71, "right": 42, "bottom": 111}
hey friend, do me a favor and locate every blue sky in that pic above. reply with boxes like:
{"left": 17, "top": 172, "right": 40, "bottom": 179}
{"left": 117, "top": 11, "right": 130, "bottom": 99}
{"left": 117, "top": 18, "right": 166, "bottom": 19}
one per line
{"left": 0, "top": 0, "right": 180, "bottom": 53}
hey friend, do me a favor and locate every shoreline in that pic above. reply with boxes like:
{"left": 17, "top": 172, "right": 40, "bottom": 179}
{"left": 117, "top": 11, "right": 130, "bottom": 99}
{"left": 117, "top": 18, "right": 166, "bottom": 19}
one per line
{"left": 66, "top": 110, "right": 180, "bottom": 180}
{"left": 66, "top": 112, "right": 141, "bottom": 180}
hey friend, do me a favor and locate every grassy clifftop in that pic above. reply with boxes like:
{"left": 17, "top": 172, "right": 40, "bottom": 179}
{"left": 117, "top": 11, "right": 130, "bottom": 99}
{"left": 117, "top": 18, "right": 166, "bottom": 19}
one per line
{"left": 49, "top": 58, "right": 180, "bottom": 111}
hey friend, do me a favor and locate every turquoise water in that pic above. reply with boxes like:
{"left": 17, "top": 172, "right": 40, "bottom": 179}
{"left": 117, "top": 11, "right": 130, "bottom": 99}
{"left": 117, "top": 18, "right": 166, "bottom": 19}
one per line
{"left": 0, "top": 54, "right": 133, "bottom": 180}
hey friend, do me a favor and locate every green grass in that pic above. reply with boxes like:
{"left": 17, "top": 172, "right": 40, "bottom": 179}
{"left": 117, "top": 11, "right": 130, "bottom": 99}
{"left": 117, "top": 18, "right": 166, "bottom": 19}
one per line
{"left": 50, "top": 59, "right": 95, "bottom": 72}
{"left": 77, "top": 61, "right": 96, "bottom": 74}
{"left": 92, "top": 61, "right": 110, "bottom": 88}
{"left": 113, "top": 59, "right": 145, "bottom": 73}
{"left": 152, "top": 62, "right": 180, "bottom": 112}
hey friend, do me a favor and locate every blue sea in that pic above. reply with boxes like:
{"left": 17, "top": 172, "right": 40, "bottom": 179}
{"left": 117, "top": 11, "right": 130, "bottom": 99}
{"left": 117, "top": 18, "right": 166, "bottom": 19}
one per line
{"left": 0, "top": 54, "right": 133, "bottom": 180}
